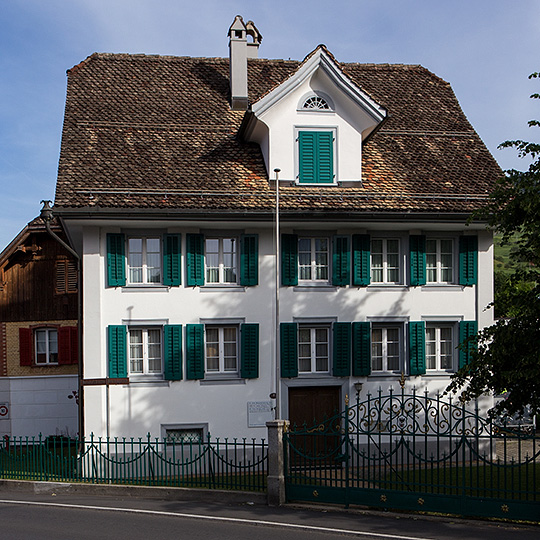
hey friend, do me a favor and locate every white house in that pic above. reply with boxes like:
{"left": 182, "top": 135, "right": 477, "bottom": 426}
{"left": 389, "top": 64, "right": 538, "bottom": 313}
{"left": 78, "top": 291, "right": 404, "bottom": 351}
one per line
{"left": 52, "top": 16, "right": 500, "bottom": 441}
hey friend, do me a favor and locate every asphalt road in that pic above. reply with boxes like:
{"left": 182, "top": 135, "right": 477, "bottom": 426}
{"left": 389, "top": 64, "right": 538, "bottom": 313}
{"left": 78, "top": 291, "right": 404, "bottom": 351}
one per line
{"left": 0, "top": 490, "right": 538, "bottom": 540}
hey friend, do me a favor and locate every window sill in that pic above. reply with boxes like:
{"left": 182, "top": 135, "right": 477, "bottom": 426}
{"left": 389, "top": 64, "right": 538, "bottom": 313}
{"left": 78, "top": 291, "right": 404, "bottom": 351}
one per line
{"left": 424, "top": 371, "right": 455, "bottom": 377}
{"left": 295, "top": 182, "right": 338, "bottom": 187}
{"left": 297, "top": 373, "right": 332, "bottom": 378}
{"left": 128, "top": 375, "right": 169, "bottom": 387}
{"left": 200, "top": 377, "right": 246, "bottom": 386}
{"left": 367, "top": 285, "right": 407, "bottom": 291}
{"left": 293, "top": 284, "right": 336, "bottom": 292}
{"left": 420, "top": 284, "right": 464, "bottom": 291}
{"left": 368, "top": 372, "right": 404, "bottom": 378}
{"left": 200, "top": 285, "right": 246, "bottom": 293}
{"left": 121, "top": 285, "right": 169, "bottom": 292}
{"left": 32, "top": 363, "right": 60, "bottom": 368}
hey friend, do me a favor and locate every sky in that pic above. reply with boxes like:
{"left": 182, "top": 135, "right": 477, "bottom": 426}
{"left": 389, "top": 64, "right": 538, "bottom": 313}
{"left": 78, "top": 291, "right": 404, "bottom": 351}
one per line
{"left": 0, "top": 0, "right": 539, "bottom": 251}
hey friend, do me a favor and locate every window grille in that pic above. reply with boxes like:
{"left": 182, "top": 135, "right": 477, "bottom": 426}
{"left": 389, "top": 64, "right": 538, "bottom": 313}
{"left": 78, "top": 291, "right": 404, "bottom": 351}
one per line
{"left": 302, "top": 96, "right": 330, "bottom": 109}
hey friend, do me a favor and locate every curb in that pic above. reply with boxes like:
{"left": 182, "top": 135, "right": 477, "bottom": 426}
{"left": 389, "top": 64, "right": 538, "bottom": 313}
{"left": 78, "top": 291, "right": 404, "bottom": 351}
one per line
{"left": 0, "top": 479, "right": 267, "bottom": 505}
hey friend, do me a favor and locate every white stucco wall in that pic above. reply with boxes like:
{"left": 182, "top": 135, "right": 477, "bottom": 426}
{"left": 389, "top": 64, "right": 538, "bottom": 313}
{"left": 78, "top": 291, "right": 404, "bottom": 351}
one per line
{"left": 78, "top": 220, "right": 493, "bottom": 440}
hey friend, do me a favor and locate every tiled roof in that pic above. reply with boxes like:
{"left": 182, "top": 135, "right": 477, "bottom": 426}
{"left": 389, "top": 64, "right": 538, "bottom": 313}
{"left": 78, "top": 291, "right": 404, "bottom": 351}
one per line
{"left": 54, "top": 52, "right": 501, "bottom": 217}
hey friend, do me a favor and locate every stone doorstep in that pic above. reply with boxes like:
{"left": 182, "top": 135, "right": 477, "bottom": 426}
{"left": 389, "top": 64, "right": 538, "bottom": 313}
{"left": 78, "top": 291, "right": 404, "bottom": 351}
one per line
{"left": 0, "top": 479, "right": 267, "bottom": 505}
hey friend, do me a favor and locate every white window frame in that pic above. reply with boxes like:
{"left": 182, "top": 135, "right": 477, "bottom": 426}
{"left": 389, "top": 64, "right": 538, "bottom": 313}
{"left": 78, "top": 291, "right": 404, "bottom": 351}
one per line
{"left": 298, "top": 325, "right": 330, "bottom": 374}
{"left": 370, "top": 238, "right": 401, "bottom": 284}
{"left": 34, "top": 328, "right": 58, "bottom": 365}
{"left": 371, "top": 324, "right": 403, "bottom": 373}
{"left": 298, "top": 236, "right": 330, "bottom": 283}
{"left": 127, "top": 236, "right": 162, "bottom": 285}
{"left": 425, "top": 324, "right": 455, "bottom": 372}
{"left": 204, "top": 237, "right": 238, "bottom": 285}
{"left": 205, "top": 325, "right": 239, "bottom": 374}
{"left": 426, "top": 238, "right": 455, "bottom": 284}
{"left": 128, "top": 326, "right": 163, "bottom": 376}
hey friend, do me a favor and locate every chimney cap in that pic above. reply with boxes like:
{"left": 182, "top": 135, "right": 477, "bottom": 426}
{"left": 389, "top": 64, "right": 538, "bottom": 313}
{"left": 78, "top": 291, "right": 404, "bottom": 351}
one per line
{"left": 228, "top": 15, "right": 262, "bottom": 44}
{"left": 245, "top": 20, "right": 262, "bottom": 45}
{"left": 228, "top": 15, "right": 246, "bottom": 38}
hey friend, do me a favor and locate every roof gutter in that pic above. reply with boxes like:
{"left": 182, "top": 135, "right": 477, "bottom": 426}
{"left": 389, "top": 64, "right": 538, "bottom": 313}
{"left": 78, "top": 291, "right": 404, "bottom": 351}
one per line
{"left": 53, "top": 206, "right": 485, "bottom": 225}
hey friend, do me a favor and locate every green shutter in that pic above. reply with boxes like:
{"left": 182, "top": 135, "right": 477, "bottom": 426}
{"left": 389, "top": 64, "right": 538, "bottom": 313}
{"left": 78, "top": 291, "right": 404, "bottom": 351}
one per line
{"left": 108, "top": 325, "right": 127, "bottom": 378}
{"left": 352, "top": 234, "right": 371, "bottom": 286}
{"left": 186, "top": 324, "right": 204, "bottom": 379}
{"left": 299, "top": 132, "right": 316, "bottom": 183}
{"left": 352, "top": 322, "right": 371, "bottom": 376}
{"left": 410, "top": 235, "right": 426, "bottom": 286}
{"left": 280, "top": 323, "right": 298, "bottom": 378}
{"left": 164, "top": 325, "right": 182, "bottom": 380}
{"left": 459, "top": 320, "right": 478, "bottom": 368}
{"left": 107, "top": 234, "right": 126, "bottom": 287}
{"left": 281, "top": 234, "right": 298, "bottom": 286}
{"left": 409, "top": 321, "right": 426, "bottom": 375}
{"left": 298, "top": 131, "right": 334, "bottom": 184}
{"left": 240, "top": 323, "right": 259, "bottom": 379}
{"left": 186, "top": 234, "right": 204, "bottom": 286}
{"left": 333, "top": 322, "right": 351, "bottom": 377}
{"left": 459, "top": 236, "right": 478, "bottom": 286}
{"left": 317, "top": 132, "right": 334, "bottom": 184}
{"left": 240, "top": 235, "right": 258, "bottom": 286}
{"left": 332, "top": 236, "right": 350, "bottom": 286}
{"left": 163, "top": 234, "right": 181, "bottom": 286}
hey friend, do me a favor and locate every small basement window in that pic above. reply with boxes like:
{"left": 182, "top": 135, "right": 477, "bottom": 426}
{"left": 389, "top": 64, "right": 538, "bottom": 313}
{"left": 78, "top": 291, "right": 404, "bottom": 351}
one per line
{"left": 165, "top": 427, "right": 205, "bottom": 444}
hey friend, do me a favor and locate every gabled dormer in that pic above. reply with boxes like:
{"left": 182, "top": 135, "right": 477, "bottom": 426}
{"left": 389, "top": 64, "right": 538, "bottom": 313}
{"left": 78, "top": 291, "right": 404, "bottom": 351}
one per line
{"left": 241, "top": 46, "right": 387, "bottom": 185}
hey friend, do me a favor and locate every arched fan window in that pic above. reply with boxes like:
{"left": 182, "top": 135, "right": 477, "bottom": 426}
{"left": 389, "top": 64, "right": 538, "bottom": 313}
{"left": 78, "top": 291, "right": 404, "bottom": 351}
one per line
{"left": 302, "top": 96, "right": 330, "bottom": 110}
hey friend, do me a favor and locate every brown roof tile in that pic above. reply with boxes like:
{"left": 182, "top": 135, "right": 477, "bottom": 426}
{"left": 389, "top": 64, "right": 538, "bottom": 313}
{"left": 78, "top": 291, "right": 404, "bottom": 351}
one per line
{"left": 54, "top": 52, "right": 501, "bottom": 216}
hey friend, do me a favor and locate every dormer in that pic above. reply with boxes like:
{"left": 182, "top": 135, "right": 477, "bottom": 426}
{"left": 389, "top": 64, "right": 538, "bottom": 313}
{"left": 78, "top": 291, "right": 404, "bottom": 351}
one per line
{"left": 242, "top": 46, "right": 387, "bottom": 185}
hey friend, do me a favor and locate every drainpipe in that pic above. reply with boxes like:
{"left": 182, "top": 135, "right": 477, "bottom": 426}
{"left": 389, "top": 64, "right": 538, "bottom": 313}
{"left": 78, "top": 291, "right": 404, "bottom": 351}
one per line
{"left": 274, "top": 169, "right": 281, "bottom": 419}
{"left": 40, "top": 200, "right": 84, "bottom": 444}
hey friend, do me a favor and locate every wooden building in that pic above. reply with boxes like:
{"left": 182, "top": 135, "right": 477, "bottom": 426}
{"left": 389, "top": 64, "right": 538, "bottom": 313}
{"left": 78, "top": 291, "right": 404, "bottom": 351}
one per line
{"left": 0, "top": 217, "right": 79, "bottom": 438}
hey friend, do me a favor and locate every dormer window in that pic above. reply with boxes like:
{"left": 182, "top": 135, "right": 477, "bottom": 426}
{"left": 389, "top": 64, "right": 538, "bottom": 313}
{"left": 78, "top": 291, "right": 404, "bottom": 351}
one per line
{"left": 302, "top": 96, "right": 330, "bottom": 110}
{"left": 297, "top": 129, "right": 336, "bottom": 184}
{"left": 298, "top": 92, "right": 334, "bottom": 113}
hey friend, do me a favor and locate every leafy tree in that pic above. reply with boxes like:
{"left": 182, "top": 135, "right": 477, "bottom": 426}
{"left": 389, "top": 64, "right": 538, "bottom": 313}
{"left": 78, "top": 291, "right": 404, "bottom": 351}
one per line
{"left": 446, "top": 72, "right": 540, "bottom": 417}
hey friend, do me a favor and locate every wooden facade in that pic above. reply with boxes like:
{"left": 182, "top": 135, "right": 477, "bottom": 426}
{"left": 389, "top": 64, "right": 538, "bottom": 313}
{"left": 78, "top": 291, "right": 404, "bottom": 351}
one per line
{"left": 0, "top": 220, "right": 78, "bottom": 323}
{"left": 0, "top": 218, "right": 79, "bottom": 378}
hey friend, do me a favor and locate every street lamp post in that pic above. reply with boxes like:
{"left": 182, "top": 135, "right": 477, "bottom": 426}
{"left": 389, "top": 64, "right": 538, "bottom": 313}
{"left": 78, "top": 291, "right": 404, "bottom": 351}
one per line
{"left": 274, "top": 169, "right": 281, "bottom": 419}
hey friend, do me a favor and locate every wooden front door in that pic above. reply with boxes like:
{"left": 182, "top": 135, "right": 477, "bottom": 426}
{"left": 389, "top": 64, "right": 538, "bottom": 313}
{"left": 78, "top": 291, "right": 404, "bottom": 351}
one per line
{"left": 288, "top": 386, "right": 341, "bottom": 466}
{"left": 288, "top": 386, "right": 340, "bottom": 429}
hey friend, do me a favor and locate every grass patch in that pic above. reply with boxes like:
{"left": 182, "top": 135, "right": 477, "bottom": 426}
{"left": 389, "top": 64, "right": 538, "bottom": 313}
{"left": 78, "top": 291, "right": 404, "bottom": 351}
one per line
{"left": 382, "top": 463, "right": 540, "bottom": 500}
{"left": 1, "top": 447, "right": 266, "bottom": 492}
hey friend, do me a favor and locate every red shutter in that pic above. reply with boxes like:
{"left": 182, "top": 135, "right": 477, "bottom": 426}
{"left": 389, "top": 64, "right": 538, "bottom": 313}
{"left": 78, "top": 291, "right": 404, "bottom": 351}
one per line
{"left": 58, "top": 327, "right": 71, "bottom": 365}
{"left": 19, "top": 328, "right": 33, "bottom": 366}
{"left": 70, "top": 327, "right": 78, "bottom": 365}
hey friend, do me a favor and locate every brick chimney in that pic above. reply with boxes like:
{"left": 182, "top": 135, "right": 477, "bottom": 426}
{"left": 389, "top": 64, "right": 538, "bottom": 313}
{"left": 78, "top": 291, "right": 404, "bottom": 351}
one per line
{"left": 228, "top": 15, "right": 262, "bottom": 111}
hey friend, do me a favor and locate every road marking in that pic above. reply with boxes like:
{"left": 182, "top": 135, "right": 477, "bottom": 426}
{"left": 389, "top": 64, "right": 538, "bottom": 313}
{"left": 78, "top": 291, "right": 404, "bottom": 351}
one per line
{"left": 0, "top": 499, "right": 437, "bottom": 540}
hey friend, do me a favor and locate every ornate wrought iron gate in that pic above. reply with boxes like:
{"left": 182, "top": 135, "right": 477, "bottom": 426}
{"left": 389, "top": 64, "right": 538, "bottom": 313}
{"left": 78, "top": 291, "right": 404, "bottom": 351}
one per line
{"left": 284, "top": 388, "right": 539, "bottom": 521}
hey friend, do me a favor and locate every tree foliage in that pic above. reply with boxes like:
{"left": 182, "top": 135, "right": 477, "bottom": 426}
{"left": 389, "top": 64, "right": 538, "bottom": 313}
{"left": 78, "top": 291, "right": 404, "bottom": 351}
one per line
{"left": 446, "top": 72, "right": 540, "bottom": 417}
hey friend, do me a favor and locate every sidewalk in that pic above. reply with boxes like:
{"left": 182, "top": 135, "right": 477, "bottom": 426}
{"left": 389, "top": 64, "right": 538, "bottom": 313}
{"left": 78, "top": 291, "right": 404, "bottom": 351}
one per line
{"left": 0, "top": 479, "right": 538, "bottom": 540}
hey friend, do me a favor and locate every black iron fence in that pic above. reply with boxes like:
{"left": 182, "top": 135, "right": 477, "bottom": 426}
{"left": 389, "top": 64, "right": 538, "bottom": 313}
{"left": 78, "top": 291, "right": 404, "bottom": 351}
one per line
{"left": 285, "top": 388, "right": 540, "bottom": 521}
{"left": 1, "top": 433, "right": 267, "bottom": 492}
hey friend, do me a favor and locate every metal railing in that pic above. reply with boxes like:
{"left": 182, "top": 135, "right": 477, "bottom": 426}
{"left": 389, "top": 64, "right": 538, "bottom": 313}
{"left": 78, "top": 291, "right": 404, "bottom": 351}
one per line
{"left": 1, "top": 433, "right": 267, "bottom": 492}
{"left": 285, "top": 388, "right": 540, "bottom": 520}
